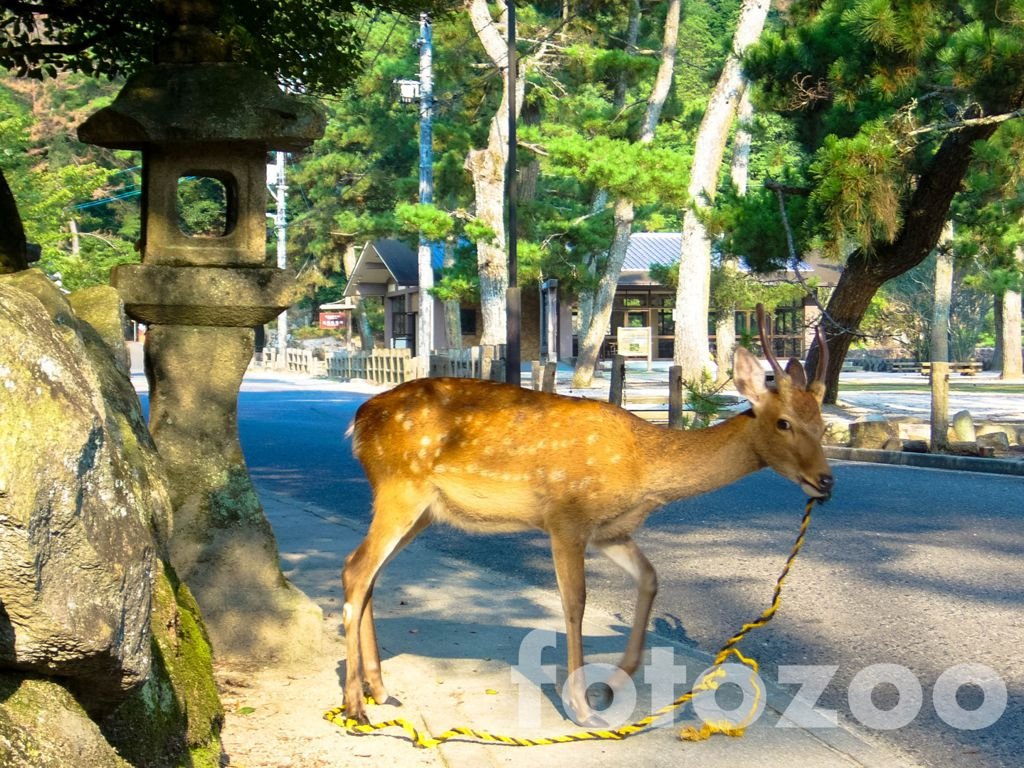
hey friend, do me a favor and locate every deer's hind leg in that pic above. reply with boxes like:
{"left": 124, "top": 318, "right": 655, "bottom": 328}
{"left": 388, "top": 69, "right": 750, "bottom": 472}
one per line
{"left": 593, "top": 536, "right": 658, "bottom": 694}
{"left": 342, "top": 481, "right": 433, "bottom": 723}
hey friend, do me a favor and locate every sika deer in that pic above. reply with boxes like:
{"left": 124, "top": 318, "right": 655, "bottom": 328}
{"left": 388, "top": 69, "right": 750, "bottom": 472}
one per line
{"left": 341, "top": 308, "right": 832, "bottom": 726}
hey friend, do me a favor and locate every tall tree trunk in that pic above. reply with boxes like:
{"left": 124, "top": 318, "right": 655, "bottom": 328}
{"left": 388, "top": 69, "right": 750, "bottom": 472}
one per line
{"left": 576, "top": 0, "right": 638, "bottom": 351}
{"left": 573, "top": 197, "right": 637, "bottom": 385}
{"left": 805, "top": 122, "right": 1000, "bottom": 403}
{"left": 464, "top": 0, "right": 531, "bottom": 345}
{"left": 992, "top": 296, "right": 1004, "bottom": 372}
{"left": 715, "top": 86, "right": 753, "bottom": 382}
{"left": 1002, "top": 245, "right": 1023, "bottom": 379}
{"left": 69, "top": 217, "right": 80, "bottom": 257}
{"left": 572, "top": 0, "right": 678, "bottom": 387}
{"left": 442, "top": 241, "right": 463, "bottom": 349}
{"left": 930, "top": 227, "right": 953, "bottom": 451}
{"left": 673, "top": 0, "right": 770, "bottom": 382}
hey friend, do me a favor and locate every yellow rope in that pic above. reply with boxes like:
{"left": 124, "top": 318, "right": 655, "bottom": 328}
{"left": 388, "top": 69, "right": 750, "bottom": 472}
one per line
{"left": 324, "top": 498, "right": 817, "bottom": 749}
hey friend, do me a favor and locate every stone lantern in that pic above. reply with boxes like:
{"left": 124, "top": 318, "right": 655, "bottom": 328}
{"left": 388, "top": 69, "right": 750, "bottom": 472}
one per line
{"left": 78, "top": 10, "right": 326, "bottom": 663}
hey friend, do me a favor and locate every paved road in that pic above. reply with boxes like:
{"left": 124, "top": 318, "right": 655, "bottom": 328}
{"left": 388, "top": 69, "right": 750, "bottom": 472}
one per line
{"left": 232, "top": 374, "right": 1023, "bottom": 768}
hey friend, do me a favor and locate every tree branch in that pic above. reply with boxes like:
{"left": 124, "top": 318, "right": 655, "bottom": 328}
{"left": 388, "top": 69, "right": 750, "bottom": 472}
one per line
{"left": 908, "top": 107, "right": 1024, "bottom": 137}
{"left": 517, "top": 140, "right": 549, "bottom": 157}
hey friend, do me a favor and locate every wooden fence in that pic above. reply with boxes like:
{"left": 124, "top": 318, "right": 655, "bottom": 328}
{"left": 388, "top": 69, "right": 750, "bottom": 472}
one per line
{"left": 430, "top": 345, "right": 507, "bottom": 381}
{"left": 256, "top": 344, "right": 508, "bottom": 387}
{"left": 325, "top": 348, "right": 424, "bottom": 385}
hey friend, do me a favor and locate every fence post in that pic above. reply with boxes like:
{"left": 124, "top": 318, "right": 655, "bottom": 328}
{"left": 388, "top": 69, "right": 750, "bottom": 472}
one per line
{"left": 668, "top": 365, "right": 685, "bottom": 429}
{"left": 609, "top": 354, "right": 626, "bottom": 406}
{"left": 542, "top": 361, "right": 557, "bottom": 393}
{"left": 481, "top": 346, "right": 495, "bottom": 381}
{"left": 531, "top": 360, "right": 541, "bottom": 390}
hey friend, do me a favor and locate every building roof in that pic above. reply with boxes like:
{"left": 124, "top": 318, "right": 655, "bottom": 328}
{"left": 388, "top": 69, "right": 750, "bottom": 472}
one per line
{"left": 621, "top": 231, "right": 843, "bottom": 286}
{"left": 623, "top": 232, "right": 681, "bottom": 271}
{"left": 343, "top": 239, "right": 443, "bottom": 297}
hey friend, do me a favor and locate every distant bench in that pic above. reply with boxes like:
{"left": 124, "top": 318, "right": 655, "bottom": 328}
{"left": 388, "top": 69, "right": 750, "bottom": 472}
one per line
{"left": 919, "top": 361, "right": 983, "bottom": 376}
{"left": 889, "top": 360, "right": 919, "bottom": 373}
{"left": 888, "top": 360, "right": 983, "bottom": 375}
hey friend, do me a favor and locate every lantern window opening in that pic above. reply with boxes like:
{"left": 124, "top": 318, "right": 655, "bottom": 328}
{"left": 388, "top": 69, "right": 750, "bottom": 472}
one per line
{"left": 175, "top": 172, "right": 239, "bottom": 239}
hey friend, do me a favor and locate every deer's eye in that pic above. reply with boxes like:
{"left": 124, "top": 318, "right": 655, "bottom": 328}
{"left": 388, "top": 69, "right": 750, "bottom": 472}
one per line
{"left": 777, "top": 418, "right": 792, "bottom": 431}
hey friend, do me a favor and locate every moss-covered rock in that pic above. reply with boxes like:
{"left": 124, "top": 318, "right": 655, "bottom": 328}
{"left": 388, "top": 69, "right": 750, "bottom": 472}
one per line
{"left": 0, "top": 674, "right": 129, "bottom": 768}
{"left": 0, "top": 273, "right": 155, "bottom": 711}
{"left": 101, "top": 563, "right": 223, "bottom": 768}
{"left": 0, "top": 269, "right": 224, "bottom": 765}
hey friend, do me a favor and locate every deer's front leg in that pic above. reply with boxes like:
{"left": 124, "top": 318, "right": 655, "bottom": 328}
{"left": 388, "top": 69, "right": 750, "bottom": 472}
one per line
{"left": 358, "top": 595, "right": 390, "bottom": 705}
{"left": 357, "top": 513, "right": 431, "bottom": 708}
{"left": 341, "top": 489, "right": 430, "bottom": 724}
{"left": 551, "top": 533, "right": 604, "bottom": 726}
{"left": 594, "top": 536, "right": 658, "bottom": 695}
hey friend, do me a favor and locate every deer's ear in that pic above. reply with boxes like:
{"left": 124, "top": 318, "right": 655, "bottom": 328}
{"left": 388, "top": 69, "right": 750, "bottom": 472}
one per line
{"left": 808, "top": 380, "right": 826, "bottom": 405}
{"left": 785, "top": 357, "right": 807, "bottom": 389}
{"left": 733, "top": 346, "right": 769, "bottom": 408}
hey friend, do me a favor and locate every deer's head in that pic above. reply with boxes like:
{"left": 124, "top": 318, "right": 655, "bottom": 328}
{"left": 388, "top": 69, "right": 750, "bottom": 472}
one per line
{"left": 732, "top": 306, "right": 833, "bottom": 501}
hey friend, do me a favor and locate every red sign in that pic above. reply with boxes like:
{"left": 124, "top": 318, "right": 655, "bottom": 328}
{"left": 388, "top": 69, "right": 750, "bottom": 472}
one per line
{"left": 319, "top": 312, "right": 348, "bottom": 329}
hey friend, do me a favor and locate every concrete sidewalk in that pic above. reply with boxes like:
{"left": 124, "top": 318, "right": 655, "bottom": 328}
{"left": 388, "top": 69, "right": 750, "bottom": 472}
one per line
{"left": 220, "top": 485, "right": 921, "bottom": 768}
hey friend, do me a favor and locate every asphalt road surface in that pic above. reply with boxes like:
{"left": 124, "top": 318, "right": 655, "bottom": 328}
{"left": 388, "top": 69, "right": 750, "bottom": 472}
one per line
{"left": 231, "top": 374, "right": 1023, "bottom": 768}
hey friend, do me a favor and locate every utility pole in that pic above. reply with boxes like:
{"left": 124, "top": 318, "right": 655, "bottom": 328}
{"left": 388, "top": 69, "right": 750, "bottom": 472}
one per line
{"left": 505, "top": 1, "right": 521, "bottom": 385}
{"left": 416, "top": 13, "right": 435, "bottom": 369}
{"left": 274, "top": 151, "right": 288, "bottom": 364}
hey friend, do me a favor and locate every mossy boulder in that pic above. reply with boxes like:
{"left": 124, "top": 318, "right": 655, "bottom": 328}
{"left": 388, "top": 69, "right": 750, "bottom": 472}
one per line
{"left": 0, "top": 269, "right": 223, "bottom": 765}
{"left": 0, "top": 674, "right": 130, "bottom": 768}
{"left": 0, "top": 272, "right": 156, "bottom": 711}
{"left": 100, "top": 564, "right": 223, "bottom": 768}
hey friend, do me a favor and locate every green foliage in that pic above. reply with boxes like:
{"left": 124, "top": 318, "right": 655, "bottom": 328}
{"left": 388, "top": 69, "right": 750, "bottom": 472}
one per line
{"left": 1, "top": 1, "right": 458, "bottom": 94}
{"left": 740, "top": 0, "right": 1024, "bottom": 268}
{"left": 951, "top": 120, "right": 1024, "bottom": 298}
{"left": 431, "top": 243, "right": 479, "bottom": 302}
{"left": 807, "top": 123, "right": 902, "bottom": 258}
{"left": 713, "top": 183, "right": 811, "bottom": 272}
{"left": 176, "top": 177, "right": 228, "bottom": 237}
{"left": 395, "top": 202, "right": 455, "bottom": 241}
{"left": 463, "top": 217, "right": 498, "bottom": 246}
{"left": 535, "top": 130, "right": 691, "bottom": 206}
{"left": 1, "top": 80, "right": 139, "bottom": 289}
{"left": 678, "top": 371, "right": 732, "bottom": 429}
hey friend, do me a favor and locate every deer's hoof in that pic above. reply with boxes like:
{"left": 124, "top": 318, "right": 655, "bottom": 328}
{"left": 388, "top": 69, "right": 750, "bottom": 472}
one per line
{"left": 346, "top": 705, "right": 370, "bottom": 726}
{"left": 566, "top": 700, "right": 609, "bottom": 729}
{"left": 576, "top": 710, "right": 610, "bottom": 729}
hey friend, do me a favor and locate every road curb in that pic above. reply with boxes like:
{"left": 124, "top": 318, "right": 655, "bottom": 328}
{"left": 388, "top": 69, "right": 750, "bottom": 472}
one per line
{"left": 823, "top": 446, "right": 1024, "bottom": 476}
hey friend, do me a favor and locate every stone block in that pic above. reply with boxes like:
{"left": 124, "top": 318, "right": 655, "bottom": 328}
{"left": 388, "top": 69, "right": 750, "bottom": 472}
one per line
{"left": 952, "top": 410, "right": 976, "bottom": 442}
{"left": 849, "top": 415, "right": 899, "bottom": 449}
{"left": 902, "top": 440, "right": 930, "bottom": 453}
{"left": 977, "top": 432, "right": 1010, "bottom": 451}
{"left": 112, "top": 263, "right": 295, "bottom": 326}
{"left": 977, "top": 424, "right": 1017, "bottom": 444}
